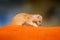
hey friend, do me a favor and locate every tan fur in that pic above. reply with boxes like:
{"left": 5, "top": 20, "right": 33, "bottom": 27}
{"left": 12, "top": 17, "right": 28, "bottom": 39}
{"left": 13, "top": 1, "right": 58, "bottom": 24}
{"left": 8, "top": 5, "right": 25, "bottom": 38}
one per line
{"left": 10, "top": 13, "right": 42, "bottom": 27}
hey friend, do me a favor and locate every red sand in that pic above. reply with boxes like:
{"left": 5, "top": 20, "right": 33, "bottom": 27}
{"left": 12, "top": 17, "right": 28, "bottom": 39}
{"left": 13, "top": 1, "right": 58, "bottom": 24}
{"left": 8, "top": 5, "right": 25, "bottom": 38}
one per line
{"left": 0, "top": 25, "right": 60, "bottom": 40}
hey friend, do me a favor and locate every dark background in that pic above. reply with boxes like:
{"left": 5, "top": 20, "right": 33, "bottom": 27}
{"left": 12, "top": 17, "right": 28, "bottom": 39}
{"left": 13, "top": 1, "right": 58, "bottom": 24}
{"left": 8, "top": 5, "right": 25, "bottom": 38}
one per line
{"left": 0, "top": 0, "right": 60, "bottom": 26}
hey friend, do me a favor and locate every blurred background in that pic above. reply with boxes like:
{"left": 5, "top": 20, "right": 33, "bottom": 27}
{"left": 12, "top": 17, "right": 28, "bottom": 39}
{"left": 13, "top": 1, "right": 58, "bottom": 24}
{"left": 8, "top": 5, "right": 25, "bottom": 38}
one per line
{"left": 0, "top": 0, "right": 60, "bottom": 27}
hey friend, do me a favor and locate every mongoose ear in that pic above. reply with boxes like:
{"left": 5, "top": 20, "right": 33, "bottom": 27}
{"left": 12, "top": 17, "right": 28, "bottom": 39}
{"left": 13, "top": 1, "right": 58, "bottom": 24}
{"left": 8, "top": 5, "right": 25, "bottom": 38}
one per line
{"left": 31, "top": 15, "right": 42, "bottom": 22}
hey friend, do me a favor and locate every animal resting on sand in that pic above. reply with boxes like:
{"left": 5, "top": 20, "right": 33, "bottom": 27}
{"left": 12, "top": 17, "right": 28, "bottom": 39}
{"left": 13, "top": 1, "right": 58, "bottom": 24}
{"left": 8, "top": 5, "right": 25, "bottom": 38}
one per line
{"left": 10, "top": 13, "right": 42, "bottom": 27}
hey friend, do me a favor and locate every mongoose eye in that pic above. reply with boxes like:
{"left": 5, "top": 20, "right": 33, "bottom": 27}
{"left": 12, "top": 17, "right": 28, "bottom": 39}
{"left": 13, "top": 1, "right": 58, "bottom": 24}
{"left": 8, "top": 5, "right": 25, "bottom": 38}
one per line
{"left": 39, "top": 21, "right": 41, "bottom": 23}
